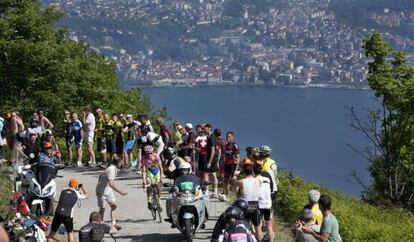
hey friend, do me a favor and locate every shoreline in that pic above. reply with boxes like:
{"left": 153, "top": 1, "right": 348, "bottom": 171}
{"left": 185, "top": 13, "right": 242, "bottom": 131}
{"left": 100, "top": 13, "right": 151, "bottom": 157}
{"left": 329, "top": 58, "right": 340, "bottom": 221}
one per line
{"left": 129, "top": 82, "right": 371, "bottom": 90}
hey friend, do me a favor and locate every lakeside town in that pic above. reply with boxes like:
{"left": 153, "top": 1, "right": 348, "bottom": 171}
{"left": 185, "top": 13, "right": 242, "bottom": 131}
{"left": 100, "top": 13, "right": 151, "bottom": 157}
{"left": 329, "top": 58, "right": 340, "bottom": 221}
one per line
{"left": 44, "top": 0, "right": 414, "bottom": 88}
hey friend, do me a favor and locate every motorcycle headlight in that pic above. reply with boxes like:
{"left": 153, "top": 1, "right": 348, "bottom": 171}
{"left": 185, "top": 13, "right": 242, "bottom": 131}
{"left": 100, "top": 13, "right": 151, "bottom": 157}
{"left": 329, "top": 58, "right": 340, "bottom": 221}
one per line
{"left": 43, "top": 186, "right": 52, "bottom": 195}
{"left": 32, "top": 186, "right": 41, "bottom": 196}
{"left": 180, "top": 192, "right": 196, "bottom": 203}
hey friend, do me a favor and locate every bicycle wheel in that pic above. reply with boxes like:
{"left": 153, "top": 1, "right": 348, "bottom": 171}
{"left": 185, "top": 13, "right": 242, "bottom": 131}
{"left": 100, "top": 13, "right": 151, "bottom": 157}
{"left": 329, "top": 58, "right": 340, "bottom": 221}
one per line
{"left": 151, "top": 190, "right": 157, "bottom": 220}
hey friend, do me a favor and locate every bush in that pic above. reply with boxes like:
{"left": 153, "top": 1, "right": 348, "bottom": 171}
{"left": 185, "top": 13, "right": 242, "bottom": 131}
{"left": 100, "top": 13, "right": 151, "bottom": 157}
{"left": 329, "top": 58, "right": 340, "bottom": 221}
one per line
{"left": 0, "top": 170, "right": 13, "bottom": 219}
{"left": 276, "top": 171, "right": 414, "bottom": 242}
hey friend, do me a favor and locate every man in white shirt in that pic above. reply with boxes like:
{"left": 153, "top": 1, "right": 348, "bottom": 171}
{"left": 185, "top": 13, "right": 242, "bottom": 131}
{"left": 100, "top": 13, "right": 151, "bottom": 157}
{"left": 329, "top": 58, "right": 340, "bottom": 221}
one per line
{"left": 83, "top": 106, "right": 96, "bottom": 166}
{"left": 96, "top": 158, "right": 128, "bottom": 229}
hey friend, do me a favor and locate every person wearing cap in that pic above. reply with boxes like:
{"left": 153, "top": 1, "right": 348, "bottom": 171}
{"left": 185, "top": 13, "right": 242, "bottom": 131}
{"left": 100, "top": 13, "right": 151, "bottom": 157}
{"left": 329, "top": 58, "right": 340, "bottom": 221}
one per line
{"left": 294, "top": 207, "right": 320, "bottom": 242}
{"left": 47, "top": 179, "right": 88, "bottom": 242}
{"left": 308, "top": 190, "right": 323, "bottom": 225}
{"left": 39, "top": 142, "right": 59, "bottom": 164}
{"left": 173, "top": 122, "right": 183, "bottom": 145}
{"left": 179, "top": 123, "right": 196, "bottom": 158}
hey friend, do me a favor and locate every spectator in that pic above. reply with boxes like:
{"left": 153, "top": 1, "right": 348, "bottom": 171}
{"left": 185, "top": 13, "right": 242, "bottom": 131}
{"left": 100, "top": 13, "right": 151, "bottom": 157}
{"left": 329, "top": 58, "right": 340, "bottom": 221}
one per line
{"left": 95, "top": 108, "right": 106, "bottom": 166}
{"left": 89, "top": 227, "right": 104, "bottom": 242}
{"left": 294, "top": 208, "right": 320, "bottom": 242}
{"left": 71, "top": 112, "right": 83, "bottom": 167}
{"left": 47, "top": 179, "right": 88, "bottom": 242}
{"left": 302, "top": 194, "right": 342, "bottom": 242}
{"left": 308, "top": 189, "right": 323, "bottom": 225}
{"left": 156, "top": 117, "right": 173, "bottom": 147}
{"left": 79, "top": 211, "right": 118, "bottom": 242}
{"left": 95, "top": 157, "right": 127, "bottom": 230}
{"left": 63, "top": 111, "right": 72, "bottom": 163}
{"left": 83, "top": 105, "right": 96, "bottom": 166}
{"left": 37, "top": 108, "right": 54, "bottom": 131}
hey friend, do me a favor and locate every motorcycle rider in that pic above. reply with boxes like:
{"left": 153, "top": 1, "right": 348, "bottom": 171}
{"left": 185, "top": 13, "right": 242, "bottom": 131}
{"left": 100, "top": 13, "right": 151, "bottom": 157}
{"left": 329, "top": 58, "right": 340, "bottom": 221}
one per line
{"left": 39, "top": 142, "right": 59, "bottom": 164}
{"left": 211, "top": 199, "right": 250, "bottom": 242}
{"left": 221, "top": 206, "right": 257, "bottom": 242}
{"left": 165, "top": 162, "right": 202, "bottom": 224}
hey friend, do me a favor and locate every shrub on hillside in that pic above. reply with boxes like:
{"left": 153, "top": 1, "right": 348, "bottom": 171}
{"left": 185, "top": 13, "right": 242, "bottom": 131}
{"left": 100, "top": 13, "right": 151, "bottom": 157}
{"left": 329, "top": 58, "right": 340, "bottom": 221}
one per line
{"left": 276, "top": 171, "right": 414, "bottom": 242}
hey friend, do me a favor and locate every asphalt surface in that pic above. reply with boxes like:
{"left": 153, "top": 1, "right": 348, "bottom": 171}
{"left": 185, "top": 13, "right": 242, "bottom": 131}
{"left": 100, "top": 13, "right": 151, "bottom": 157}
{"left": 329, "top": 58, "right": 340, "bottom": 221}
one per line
{"left": 54, "top": 166, "right": 227, "bottom": 242}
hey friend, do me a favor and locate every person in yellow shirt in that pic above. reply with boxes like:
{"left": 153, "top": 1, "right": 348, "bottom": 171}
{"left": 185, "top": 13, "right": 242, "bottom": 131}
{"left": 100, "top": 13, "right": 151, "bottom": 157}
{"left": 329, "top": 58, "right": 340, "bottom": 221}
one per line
{"left": 308, "top": 189, "right": 323, "bottom": 225}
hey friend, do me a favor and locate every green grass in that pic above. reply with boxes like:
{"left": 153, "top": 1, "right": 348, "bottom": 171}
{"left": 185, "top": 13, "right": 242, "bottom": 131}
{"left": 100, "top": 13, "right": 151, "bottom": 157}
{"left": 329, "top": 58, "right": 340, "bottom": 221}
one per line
{"left": 276, "top": 171, "right": 414, "bottom": 242}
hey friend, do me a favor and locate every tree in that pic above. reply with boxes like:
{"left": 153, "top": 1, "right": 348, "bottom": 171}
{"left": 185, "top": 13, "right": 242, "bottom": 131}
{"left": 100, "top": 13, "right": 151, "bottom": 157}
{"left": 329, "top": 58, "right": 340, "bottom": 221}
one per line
{"left": 0, "top": 0, "right": 156, "bottom": 127}
{"left": 355, "top": 32, "right": 414, "bottom": 210}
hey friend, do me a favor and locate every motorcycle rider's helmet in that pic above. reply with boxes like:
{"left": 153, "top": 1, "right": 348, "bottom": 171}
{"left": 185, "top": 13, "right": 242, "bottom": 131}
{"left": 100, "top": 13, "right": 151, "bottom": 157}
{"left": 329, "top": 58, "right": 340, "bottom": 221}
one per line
{"left": 144, "top": 145, "right": 154, "bottom": 154}
{"left": 29, "top": 115, "right": 39, "bottom": 128}
{"left": 232, "top": 199, "right": 248, "bottom": 216}
{"left": 162, "top": 147, "right": 176, "bottom": 160}
{"left": 224, "top": 206, "right": 243, "bottom": 224}
{"left": 178, "top": 162, "right": 191, "bottom": 176}
{"left": 259, "top": 145, "right": 272, "bottom": 157}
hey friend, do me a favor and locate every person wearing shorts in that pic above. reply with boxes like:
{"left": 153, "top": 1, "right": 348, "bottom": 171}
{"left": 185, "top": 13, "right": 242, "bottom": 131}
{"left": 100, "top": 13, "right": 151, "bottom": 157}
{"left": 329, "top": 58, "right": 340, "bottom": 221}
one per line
{"left": 47, "top": 179, "right": 88, "bottom": 242}
{"left": 223, "top": 131, "right": 240, "bottom": 197}
{"left": 71, "top": 113, "right": 83, "bottom": 166}
{"left": 141, "top": 145, "right": 163, "bottom": 208}
{"left": 204, "top": 124, "right": 219, "bottom": 198}
{"left": 253, "top": 163, "right": 274, "bottom": 242}
{"left": 122, "top": 114, "right": 137, "bottom": 167}
{"left": 83, "top": 106, "right": 96, "bottom": 166}
{"left": 95, "top": 158, "right": 127, "bottom": 229}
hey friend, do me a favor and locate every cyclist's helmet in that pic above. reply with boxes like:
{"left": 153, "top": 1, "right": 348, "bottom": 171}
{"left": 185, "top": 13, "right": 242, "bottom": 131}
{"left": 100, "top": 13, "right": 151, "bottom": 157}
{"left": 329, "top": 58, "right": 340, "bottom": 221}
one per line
{"left": 225, "top": 206, "right": 243, "bottom": 224}
{"left": 178, "top": 162, "right": 191, "bottom": 175}
{"left": 29, "top": 115, "right": 39, "bottom": 127}
{"left": 232, "top": 199, "right": 248, "bottom": 216}
{"left": 144, "top": 145, "right": 154, "bottom": 154}
{"left": 259, "top": 145, "right": 272, "bottom": 157}
{"left": 162, "top": 147, "right": 176, "bottom": 160}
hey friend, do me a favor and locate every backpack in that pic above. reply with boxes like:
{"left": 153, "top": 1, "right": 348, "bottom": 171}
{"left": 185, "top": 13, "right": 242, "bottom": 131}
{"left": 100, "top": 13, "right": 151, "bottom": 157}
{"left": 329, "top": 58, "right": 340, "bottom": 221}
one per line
{"left": 56, "top": 189, "right": 78, "bottom": 217}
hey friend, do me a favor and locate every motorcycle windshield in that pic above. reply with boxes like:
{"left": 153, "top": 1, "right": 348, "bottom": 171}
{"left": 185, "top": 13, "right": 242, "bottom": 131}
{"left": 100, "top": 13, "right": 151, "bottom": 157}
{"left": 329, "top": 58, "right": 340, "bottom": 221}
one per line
{"left": 32, "top": 163, "right": 56, "bottom": 187}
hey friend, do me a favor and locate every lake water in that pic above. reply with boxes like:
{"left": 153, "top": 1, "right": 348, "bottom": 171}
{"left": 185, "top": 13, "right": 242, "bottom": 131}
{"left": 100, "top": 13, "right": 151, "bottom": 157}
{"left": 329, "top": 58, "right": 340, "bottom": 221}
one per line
{"left": 143, "top": 86, "right": 376, "bottom": 196}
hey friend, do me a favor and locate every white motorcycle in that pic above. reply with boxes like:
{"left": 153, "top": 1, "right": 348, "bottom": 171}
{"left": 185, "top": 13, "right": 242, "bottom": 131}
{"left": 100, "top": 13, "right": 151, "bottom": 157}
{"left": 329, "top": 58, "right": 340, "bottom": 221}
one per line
{"left": 18, "top": 162, "right": 63, "bottom": 216}
{"left": 171, "top": 185, "right": 209, "bottom": 242}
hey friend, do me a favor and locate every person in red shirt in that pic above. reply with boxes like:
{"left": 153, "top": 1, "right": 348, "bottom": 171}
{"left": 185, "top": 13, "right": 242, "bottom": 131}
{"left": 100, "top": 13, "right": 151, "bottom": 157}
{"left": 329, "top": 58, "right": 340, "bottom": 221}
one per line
{"left": 223, "top": 131, "right": 240, "bottom": 198}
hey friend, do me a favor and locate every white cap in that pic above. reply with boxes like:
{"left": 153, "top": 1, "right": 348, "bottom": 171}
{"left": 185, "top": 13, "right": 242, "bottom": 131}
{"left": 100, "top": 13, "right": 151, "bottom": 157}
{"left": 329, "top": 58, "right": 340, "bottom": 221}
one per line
{"left": 126, "top": 114, "right": 132, "bottom": 118}
{"left": 185, "top": 123, "right": 193, "bottom": 129}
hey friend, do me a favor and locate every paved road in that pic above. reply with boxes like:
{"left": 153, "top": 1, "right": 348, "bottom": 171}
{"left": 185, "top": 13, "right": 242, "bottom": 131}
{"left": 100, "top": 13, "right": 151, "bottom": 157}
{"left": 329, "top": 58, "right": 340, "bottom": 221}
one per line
{"left": 54, "top": 167, "right": 227, "bottom": 242}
